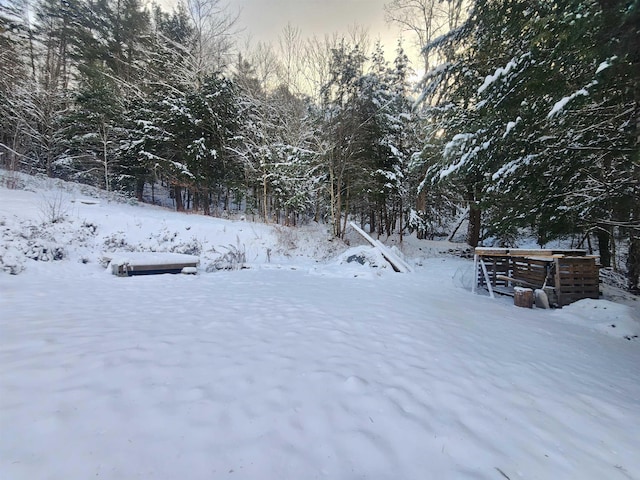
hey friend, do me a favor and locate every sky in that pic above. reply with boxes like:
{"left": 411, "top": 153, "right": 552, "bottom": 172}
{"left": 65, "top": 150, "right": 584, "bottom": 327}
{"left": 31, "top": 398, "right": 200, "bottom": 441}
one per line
{"left": 231, "top": 0, "right": 391, "bottom": 43}
{"left": 157, "top": 0, "right": 417, "bottom": 63}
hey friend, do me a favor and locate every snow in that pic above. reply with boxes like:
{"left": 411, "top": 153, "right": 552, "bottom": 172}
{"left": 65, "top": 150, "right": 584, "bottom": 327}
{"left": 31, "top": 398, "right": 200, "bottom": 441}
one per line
{"left": 1, "top": 173, "right": 640, "bottom": 480}
{"left": 477, "top": 59, "right": 518, "bottom": 94}
{"left": 105, "top": 252, "right": 200, "bottom": 268}
{"left": 547, "top": 81, "right": 597, "bottom": 118}
{"left": 440, "top": 134, "right": 491, "bottom": 180}
{"left": 596, "top": 56, "right": 617, "bottom": 74}
{"left": 491, "top": 154, "right": 536, "bottom": 182}
{"left": 503, "top": 117, "right": 522, "bottom": 138}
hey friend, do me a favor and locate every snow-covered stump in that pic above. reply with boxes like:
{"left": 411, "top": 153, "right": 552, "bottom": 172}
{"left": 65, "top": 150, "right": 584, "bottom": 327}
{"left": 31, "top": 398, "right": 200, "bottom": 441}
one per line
{"left": 514, "top": 287, "right": 534, "bottom": 308}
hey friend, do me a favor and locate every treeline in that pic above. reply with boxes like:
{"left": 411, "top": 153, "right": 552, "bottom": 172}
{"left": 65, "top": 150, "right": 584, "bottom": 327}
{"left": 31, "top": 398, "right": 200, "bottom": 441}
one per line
{"left": 0, "top": 0, "right": 425, "bottom": 239}
{"left": 0, "top": 0, "right": 638, "bottom": 289}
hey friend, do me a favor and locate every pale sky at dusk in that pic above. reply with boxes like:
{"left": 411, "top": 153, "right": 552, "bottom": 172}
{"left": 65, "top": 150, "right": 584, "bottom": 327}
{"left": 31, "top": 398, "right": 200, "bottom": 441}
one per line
{"left": 156, "top": 0, "right": 417, "bottom": 63}
{"left": 231, "top": 0, "right": 390, "bottom": 43}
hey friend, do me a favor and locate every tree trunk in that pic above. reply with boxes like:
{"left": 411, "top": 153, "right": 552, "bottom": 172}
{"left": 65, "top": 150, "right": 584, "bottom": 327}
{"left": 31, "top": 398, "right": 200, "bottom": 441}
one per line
{"left": 136, "top": 178, "right": 144, "bottom": 202}
{"left": 467, "top": 203, "right": 481, "bottom": 248}
{"left": 596, "top": 228, "right": 612, "bottom": 268}
{"left": 369, "top": 208, "right": 376, "bottom": 234}
{"left": 203, "top": 188, "right": 211, "bottom": 215}
{"left": 102, "top": 125, "right": 109, "bottom": 192}
{"left": 465, "top": 181, "right": 482, "bottom": 247}
{"left": 262, "top": 167, "right": 269, "bottom": 222}
{"left": 399, "top": 198, "right": 403, "bottom": 243}
{"left": 628, "top": 235, "right": 640, "bottom": 292}
{"left": 341, "top": 182, "right": 350, "bottom": 240}
{"left": 415, "top": 189, "right": 426, "bottom": 240}
{"left": 174, "top": 185, "right": 184, "bottom": 211}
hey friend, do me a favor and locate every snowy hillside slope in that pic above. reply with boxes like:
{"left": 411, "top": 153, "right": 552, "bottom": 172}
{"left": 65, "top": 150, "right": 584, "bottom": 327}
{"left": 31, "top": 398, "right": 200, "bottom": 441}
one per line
{"left": 1, "top": 171, "right": 640, "bottom": 480}
{"left": 0, "top": 173, "right": 349, "bottom": 275}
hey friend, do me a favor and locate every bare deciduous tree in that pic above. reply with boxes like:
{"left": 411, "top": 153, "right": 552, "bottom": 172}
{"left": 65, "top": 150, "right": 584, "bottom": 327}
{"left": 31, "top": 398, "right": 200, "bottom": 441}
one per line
{"left": 384, "top": 0, "right": 467, "bottom": 73}
{"left": 186, "top": 0, "right": 240, "bottom": 79}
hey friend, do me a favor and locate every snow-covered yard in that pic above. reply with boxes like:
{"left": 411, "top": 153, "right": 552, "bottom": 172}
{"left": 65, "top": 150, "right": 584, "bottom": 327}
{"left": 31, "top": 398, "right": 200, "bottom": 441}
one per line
{"left": 1, "top": 175, "right": 639, "bottom": 480}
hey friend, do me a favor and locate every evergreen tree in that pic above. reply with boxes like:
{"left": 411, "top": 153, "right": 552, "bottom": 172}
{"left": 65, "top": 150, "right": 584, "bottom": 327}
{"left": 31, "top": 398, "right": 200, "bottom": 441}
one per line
{"left": 420, "top": 0, "right": 639, "bottom": 287}
{"left": 64, "top": 67, "right": 124, "bottom": 190}
{"left": 320, "top": 39, "right": 368, "bottom": 237}
{"left": 0, "top": 0, "right": 29, "bottom": 172}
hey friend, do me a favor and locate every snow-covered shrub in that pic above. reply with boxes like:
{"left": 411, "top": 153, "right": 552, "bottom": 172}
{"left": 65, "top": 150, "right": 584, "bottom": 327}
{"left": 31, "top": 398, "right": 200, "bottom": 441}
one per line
{"left": 81, "top": 221, "right": 98, "bottom": 234}
{"left": 24, "top": 241, "right": 66, "bottom": 261}
{"left": 206, "top": 241, "right": 246, "bottom": 271}
{"left": 600, "top": 268, "right": 628, "bottom": 291}
{"left": 0, "top": 218, "right": 69, "bottom": 271}
{"left": 103, "top": 233, "right": 132, "bottom": 252}
{"left": 275, "top": 226, "right": 298, "bottom": 253}
{"left": 156, "top": 229, "right": 179, "bottom": 243}
{"left": 0, "top": 171, "right": 25, "bottom": 190}
{"left": 171, "top": 237, "right": 202, "bottom": 256}
{"left": 0, "top": 245, "right": 25, "bottom": 274}
{"left": 39, "top": 193, "right": 69, "bottom": 224}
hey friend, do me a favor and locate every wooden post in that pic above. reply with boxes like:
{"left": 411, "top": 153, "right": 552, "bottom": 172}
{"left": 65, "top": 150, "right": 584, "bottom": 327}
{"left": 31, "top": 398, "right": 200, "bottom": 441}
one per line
{"left": 554, "top": 258, "right": 562, "bottom": 307}
{"left": 472, "top": 254, "right": 478, "bottom": 293}
{"left": 480, "top": 259, "right": 495, "bottom": 299}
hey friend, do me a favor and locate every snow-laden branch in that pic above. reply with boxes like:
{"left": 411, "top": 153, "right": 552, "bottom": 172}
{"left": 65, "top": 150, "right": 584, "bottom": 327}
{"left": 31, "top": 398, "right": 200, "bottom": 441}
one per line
{"left": 547, "top": 81, "right": 597, "bottom": 118}
{"left": 478, "top": 53, "right": 530, "bottom": 94}
{"left": 595, "top": 56, "right": 617, "bottom": 74}
{"left": 434, "top": 131, "right": 491, "bottom": 181}
{"left": 491, "top": 154, "right": 537, "bottom": 182}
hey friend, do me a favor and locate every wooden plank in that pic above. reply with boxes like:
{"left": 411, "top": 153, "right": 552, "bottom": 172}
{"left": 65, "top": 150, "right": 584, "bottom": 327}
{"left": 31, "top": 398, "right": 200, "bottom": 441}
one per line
{"left": 475, "top": 248, "right": 509, "bottom": 256}
{"left": 495, "top": 274, "right": 540, "bottom": 289}
{"left": 508, "top": 249, "right": 558, "bottom": 256}
{"left": 556, "top": 257, "right": 599, "bottom": 306}
{"left": 493, "top": 286, "right": 516, "bottom": 297}
{"left": 480, "top": 259, "right": 495, "bottom": 299}
{"left": 554, "top": 258, "right": 563, "bottom": 307}
{"left": 475, "top": 248, "right": 588, "bottom": 258}
{"left": 130, "top": 262, "right": 197, "bottom": 271}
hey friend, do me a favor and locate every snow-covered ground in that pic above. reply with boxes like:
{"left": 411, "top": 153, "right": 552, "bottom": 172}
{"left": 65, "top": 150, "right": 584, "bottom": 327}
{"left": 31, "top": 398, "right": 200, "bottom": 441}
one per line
{"left": 1, "top": 172, "right": 639, "bottom": 480}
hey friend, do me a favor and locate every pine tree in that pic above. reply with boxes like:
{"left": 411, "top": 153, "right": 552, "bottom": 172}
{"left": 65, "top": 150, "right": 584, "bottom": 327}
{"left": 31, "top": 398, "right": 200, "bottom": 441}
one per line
{"left": 65, "top": 67, "right": 124, "bottom": 190}
{"left": 0, "top": 0, "right": 29, "bottom": 173}
{"left": 419, "top": 0, "right": 639, "bottom": 287}
{"left": 319, "top": 39, "right": 369, "bottom": 237}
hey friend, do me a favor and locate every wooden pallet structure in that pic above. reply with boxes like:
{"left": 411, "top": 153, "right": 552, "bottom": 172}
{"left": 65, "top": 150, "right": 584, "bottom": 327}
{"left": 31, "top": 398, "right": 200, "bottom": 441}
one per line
{"left": 472, "top": 248, "right": 599, "bottom": 307}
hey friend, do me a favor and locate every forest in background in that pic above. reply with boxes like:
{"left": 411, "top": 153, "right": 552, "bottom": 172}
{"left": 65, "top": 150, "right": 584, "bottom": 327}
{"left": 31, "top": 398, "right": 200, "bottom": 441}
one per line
{"left": 0, "top": 0, "right": 638, "bottom": 290}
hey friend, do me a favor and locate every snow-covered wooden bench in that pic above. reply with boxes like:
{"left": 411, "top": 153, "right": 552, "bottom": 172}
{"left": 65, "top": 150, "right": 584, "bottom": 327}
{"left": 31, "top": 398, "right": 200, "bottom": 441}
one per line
{"left": 104, "top": 252, "right": 199, "bottom": 277}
